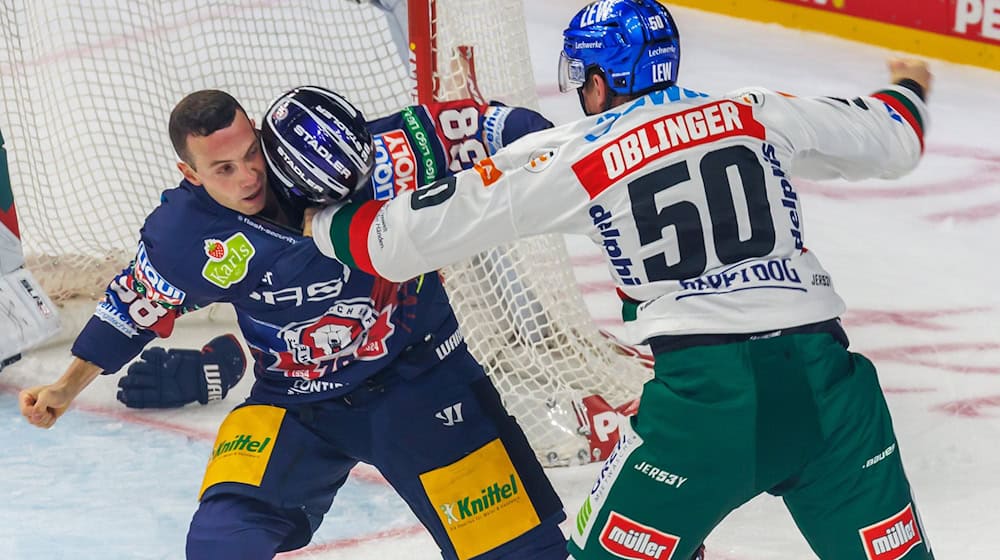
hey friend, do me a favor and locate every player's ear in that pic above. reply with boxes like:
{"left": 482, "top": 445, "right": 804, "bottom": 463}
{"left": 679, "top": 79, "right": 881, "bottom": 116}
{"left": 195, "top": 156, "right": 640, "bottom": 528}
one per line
{"left": 594, "top": 73, "right": 613, "bottom": 108}
{"left": 177, "top": 161, "right": 202, "bottom": 186}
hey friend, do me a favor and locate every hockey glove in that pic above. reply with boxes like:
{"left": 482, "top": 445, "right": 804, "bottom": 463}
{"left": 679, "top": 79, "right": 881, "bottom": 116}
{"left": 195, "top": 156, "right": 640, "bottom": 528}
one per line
{"left": 116, "top": 334, "right": 246, "bottom": 409}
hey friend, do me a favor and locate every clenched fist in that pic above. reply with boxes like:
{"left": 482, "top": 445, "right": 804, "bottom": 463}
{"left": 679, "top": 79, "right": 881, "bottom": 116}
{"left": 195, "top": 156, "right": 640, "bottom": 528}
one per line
{"left": 888, "top": 57, "right": 932, "bottom": 99}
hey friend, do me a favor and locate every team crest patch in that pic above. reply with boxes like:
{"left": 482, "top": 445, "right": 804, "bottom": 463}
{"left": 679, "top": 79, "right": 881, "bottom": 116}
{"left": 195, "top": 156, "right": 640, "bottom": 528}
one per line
{"left": 420, "top": 439, "right": 540, "bottom": 560}
{"left": 524, "top": 148, "right": 558, "bottom": 173}
{"left": 201, "top": 232, "right": 256, "bottom": 289}
{"left": 270, "top": 297, "right": 396, "bottom": 383}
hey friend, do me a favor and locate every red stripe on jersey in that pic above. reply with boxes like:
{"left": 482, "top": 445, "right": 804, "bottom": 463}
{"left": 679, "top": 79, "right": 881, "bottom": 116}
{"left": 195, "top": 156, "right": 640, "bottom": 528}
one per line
{"left": 572, "top": 100, "right": 766, "bottom": 199}
{"left": 871, "top": 92, "right": 925, "bottom": 152}
{"left": 0, "top": 205, "right": 19, "bottom": 239}
{"left": 348, "top": 200, "right": 388, "bottom": 276}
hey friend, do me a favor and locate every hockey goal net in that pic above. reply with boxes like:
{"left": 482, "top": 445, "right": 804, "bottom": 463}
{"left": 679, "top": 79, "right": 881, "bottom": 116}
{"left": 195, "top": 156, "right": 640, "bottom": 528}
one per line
{"left": 0, "top": 0, "right": 652, "bottom": 466}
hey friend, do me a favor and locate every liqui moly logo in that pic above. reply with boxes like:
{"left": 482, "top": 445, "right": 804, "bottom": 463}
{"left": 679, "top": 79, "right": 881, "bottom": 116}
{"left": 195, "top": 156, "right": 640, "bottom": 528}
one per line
{"left": 134, "top": 241, "right": 186, "bottom": 306}
{"left": 859, "top": 504, "right": 923, "bottom": 560}
{"left": 370, "top": 129, "right": 417, "bottom": 200}
{"left": 599, "top": 512, "right": 679, "bottom": 560}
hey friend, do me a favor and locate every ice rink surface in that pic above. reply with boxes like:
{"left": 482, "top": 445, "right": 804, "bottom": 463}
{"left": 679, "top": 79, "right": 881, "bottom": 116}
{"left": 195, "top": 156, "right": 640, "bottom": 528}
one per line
{"left": 3, "top": 1, "right": 1000, "bottom": 558}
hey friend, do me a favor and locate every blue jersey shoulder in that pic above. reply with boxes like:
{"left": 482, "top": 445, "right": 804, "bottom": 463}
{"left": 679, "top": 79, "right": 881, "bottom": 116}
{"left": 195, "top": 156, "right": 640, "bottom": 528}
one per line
{"left": 138, "top": 182, "right": 301, "bottom": 308}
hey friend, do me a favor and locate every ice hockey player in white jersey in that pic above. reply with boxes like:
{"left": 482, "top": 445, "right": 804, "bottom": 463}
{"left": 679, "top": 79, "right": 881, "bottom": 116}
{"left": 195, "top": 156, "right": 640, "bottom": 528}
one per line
{"left": 306, "top": 1, "right": 937, "bottom": 558}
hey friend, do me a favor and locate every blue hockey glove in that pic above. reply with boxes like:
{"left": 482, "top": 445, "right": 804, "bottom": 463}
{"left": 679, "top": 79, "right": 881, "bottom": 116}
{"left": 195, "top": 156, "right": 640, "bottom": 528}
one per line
{"left": 116, "top": 334, "right": 246, "bottom": 409}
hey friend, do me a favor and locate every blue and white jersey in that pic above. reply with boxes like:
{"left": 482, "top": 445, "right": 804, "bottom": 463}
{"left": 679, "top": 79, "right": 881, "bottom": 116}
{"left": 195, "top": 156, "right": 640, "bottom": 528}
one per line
{"left": 71, "top": 100, "right": 551, "bottom": 403}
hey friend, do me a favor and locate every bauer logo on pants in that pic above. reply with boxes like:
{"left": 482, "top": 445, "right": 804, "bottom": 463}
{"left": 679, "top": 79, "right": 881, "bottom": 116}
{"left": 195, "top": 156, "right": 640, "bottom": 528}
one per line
{"left": 859, "top": 503, "right": 923, "bottom": 560}
{"left": 599, "top": 511, "right": 679, "bottom": 560}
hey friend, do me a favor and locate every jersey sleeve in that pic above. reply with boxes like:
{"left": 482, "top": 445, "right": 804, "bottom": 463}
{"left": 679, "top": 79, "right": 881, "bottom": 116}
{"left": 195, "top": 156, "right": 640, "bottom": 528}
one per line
{"left": 481, "top": 102, "right": 554, "bottom": 153}
{"left": 729, "top": 84, "right": 928, "bottom": 181}
{"left": 70, "top": 234, "right": 214, "bottom": 374}
{"left": 70, "top": 259, "right": 186, "bottom": 373}
{"left": 311, "top": 121, "right": 594, "bottom": 282}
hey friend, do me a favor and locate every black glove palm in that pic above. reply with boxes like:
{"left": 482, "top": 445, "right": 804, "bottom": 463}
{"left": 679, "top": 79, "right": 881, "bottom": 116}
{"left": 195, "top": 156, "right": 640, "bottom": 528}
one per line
{"left": 116, "top": 334, "right": 246, "bottom": 409}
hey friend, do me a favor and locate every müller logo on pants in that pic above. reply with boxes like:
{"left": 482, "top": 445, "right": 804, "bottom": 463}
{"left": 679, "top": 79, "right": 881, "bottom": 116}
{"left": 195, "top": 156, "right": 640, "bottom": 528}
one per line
{"left": 859, "top": 504, "right": 923, "bottom": 560}
{"left": 599, "top": 511, "right": 679, "bottom": 560}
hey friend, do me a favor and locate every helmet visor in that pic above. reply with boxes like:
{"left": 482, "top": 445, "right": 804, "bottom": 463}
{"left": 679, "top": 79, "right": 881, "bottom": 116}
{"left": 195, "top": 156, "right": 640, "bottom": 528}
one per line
{"left": 558, "top": 51, "right": 587, "bottom": 93}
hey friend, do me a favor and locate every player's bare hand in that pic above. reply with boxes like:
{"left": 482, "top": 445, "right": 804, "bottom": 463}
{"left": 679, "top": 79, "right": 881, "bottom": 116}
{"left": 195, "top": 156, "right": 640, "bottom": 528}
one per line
{"left": 19, "top": 384, "right": 73, "bottom": 429}
{"left": 888, "top": 57, "right": 932, "bottom": 98}
{"left": 302, "top": 207, "right": 317, "bottom": 237}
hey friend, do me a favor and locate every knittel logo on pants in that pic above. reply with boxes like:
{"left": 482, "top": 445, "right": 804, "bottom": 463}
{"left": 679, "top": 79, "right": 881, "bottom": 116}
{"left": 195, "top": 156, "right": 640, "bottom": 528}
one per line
{"left": 859, "top": 504, "right": 923, "bottom": 560}
{"left": 599, "top": 511, "right": 679, "bottom": 560}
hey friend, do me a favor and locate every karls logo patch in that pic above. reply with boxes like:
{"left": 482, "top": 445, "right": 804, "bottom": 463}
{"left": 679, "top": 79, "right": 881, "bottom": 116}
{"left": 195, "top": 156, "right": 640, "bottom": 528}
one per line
{"left": 133, "top": 241, "right": 186, "bottom": 306}
{"left": 420, "top": 439, "right": 539, "bottom": 560}
{"left": 202, "top": 232, "right": 255, "bottom": 289}
{"left": 572, "top": 100, "right": 765, "bottom": 198}
{"left": 371, "top": 129, "right": 418, "bottom": 200}
{"left": 859, "top": 504, "right": 923, "bottom": 560}
{"left": 599, "top": 511, "right": 680, "bottom": 560}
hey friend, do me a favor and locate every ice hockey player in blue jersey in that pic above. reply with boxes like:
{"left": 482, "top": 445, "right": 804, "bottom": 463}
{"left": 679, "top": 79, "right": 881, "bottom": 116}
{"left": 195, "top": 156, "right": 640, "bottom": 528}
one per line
{"left": 19, "top": 85, "right": 566, "bottom": 560}
{"left": 114, "top": 96, "right": 552, "bottom": 411}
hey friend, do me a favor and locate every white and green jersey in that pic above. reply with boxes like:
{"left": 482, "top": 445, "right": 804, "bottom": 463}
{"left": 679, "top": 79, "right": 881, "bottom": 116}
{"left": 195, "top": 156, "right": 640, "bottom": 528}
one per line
{"left": 313, "top": 85, "right": 927, "bottom": 344}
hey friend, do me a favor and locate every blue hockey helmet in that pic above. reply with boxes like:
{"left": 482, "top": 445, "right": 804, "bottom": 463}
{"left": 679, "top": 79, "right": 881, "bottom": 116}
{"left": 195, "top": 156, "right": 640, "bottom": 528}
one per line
{"left": 261, "top": 85, "right": 374, "bottom": 205}
{"left": 559, "top": 0, "right": 680, "bottom": 97}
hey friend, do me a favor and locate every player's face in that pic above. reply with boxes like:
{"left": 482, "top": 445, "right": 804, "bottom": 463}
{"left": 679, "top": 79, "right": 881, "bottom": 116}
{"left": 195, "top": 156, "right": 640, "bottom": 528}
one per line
{"left": 178, "top": 110, "right": 272, "bottom": 215}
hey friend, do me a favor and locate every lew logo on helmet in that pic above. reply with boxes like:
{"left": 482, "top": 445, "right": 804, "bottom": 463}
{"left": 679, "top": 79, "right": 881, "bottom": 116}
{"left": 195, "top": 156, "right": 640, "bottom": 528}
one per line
{"left": 579, "top": 0, "right": 616, "bottom": 26}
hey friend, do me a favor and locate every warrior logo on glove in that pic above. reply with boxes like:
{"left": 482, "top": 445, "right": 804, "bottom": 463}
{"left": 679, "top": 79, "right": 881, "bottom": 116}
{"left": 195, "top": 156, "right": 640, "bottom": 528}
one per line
{"left": 117, "top": 334, "right": 246, "bottom": 409}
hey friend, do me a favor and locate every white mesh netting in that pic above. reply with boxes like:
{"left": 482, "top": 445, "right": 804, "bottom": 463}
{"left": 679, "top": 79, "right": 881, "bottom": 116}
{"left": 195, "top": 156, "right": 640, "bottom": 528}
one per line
{"left": 0, "top": 0, "right": 652, "bottom": 466}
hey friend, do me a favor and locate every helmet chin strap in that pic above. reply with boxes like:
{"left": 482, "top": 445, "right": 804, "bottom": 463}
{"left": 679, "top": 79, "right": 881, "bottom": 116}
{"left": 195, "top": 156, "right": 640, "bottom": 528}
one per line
{"left": 576, "top": 87, "right": 589, "bottom": 116}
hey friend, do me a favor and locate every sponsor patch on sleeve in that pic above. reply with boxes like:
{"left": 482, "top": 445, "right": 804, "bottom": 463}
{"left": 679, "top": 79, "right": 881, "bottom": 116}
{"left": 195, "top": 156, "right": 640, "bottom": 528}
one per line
{"left": 482, "top": 105, "right": 513, "bottom": 155}
{"left": 133, "top": 241, "right": 186, "bottom": 306}
{"left": 473, "top": 157, "right": 503, "bottom": 187}
{"left": 198, "top": 405, "right": 284, "bottom": 498}
{"left": 371, "top": 129, "right": 418, "bottom": 200}
{"left": 419, "top": 438, "right": 540, "bottom": 560}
